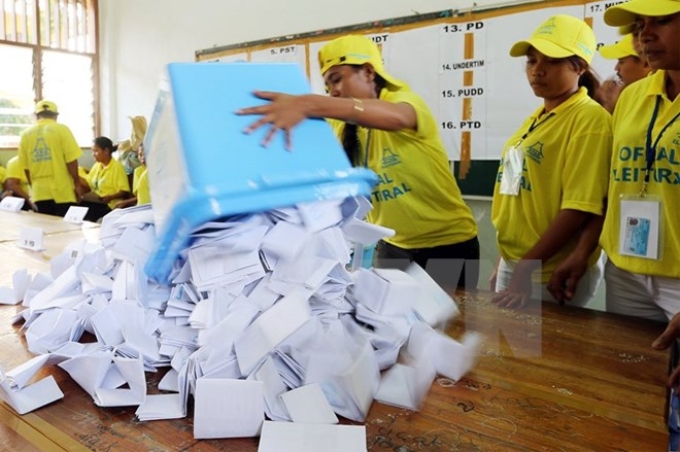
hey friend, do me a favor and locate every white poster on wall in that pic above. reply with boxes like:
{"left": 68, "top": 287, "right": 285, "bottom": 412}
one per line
{"left": 386, "top": 25, "right": 441, "bottom": 151}
{"left": 202, "top": 52, "right": 248, "bottom": 63}
{"left": 308, "top": 39, "right": 332, "bottom": 94}
{"left": 250, "top": 44, "right": 307, "bottom": 76}
{"left": 438, "top": 19, "right": 488, "bottom": 161}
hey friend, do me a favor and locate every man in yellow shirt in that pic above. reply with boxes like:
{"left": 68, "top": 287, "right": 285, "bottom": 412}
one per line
{"left": 17, "top": 100, "right": 87, "bottom": 217}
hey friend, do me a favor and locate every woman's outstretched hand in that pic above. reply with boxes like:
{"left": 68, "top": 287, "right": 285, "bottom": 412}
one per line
{"left": 236, "top": 91, "right": 308, "bottom": 150}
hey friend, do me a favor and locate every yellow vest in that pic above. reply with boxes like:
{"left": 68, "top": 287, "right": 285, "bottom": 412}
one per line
{"left": 86, "top": 159, "right": 130, "bottom": 209}
{"left": 601, "top": 70, "right": 680, "bottom": 278}
{"left": 492, "top": 88, "right": 612, "bottom": 282}
{"left": 17, "top": 118, "right": 82, "bottom": 203}
{"left": 332, "top": 88, "right": 477, "bottom": 249}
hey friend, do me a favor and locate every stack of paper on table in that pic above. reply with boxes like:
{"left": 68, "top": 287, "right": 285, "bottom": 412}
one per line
{"left": 3, "top": 199, "right": 480, "bottom": 443}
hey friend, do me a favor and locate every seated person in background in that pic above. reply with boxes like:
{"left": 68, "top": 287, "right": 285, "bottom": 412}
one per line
{"left": 114, "top": 143, "right": 147, "bottom": 209}
{"left": 80, "top": 136, "right": 130, "bottom": 222}
{"left": 4, "top": 156, "right": 35, "bottom": 211}
{"left": 597, "top": 32, "right": 651, "bottom": 112}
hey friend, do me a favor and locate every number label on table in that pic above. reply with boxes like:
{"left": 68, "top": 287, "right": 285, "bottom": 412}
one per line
{"left": 0, "top": 196, "right": 25, "bottom": 212}
{"left": 63, "top": 206, "right": 89, "bottom": 224}
{"left": 17, "top": 226, "right": 44, "bottom": 251}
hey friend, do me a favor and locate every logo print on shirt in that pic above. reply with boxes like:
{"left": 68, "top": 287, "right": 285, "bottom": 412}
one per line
{"left": 381, "top": 148, "right": 401, "bottom": 168}
{"left": 32, "top": 136, "right": 52, "bottom": 163}
{"left": 525, "top": 141, "right": 545, "bottom": 165}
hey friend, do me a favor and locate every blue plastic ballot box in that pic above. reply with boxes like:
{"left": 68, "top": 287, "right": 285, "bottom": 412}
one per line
{"left": 143, "top": 62, "right": 377, "bottom": 283}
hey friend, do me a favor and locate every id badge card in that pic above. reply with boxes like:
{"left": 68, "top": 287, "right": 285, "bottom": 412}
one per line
{"left": 499, "top": 145, "right": 524, "bottom": 196}
{"left": 618, "top": 197, "right": 661, "bottom": 260}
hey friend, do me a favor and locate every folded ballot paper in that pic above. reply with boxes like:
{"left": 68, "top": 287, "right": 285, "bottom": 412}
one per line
{"left": 0, "top": 355, "right": 63, "bottom": 415}
{"left": 4, "top": 196, "right": 481, "bottom": 442}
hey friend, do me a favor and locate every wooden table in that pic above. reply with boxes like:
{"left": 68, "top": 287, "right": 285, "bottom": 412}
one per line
{"left": 0, "top": 212, "right": 669, "bottom": 451}
{"left": 0, "top": 210, "right": 99, "bottom": 244}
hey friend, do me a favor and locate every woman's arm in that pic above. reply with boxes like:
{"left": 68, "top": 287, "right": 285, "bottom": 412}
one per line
{"left": 493, "top": 209, "right": 593, "bottom": 307}
{"left": 237, "top": 91, "right": 416, "bottom": 148}
{"left": 113, "top": 197, "right": 137, "bottom": 209}
{"left": 4, "top": 177, "right": 30, "bottom": 201}
{"left": 547, "top": 213, "right": 605, "bottom": 303}
{"left": 101, "top": 190, "right": 130, "bottom": 204}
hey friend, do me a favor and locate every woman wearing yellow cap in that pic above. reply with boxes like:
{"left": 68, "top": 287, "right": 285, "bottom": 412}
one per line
{"left": 239, "top": 34, "right": 479, "bottom": 289}
{"left": 595, "top": 0, "right": 680, "bottom": 324}
{"left": 597, "top": 33, "right": 651, "bottom": 112}
{"left": 490, "top": 15, "right": 612, "bottom": 308}
{"left": 600, "top": 33, "right": 651, "bottom": 88}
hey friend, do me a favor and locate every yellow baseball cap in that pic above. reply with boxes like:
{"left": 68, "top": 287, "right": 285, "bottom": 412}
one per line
{"left": 598, "top": 34, "right": 639, "bottom": 60}
{"left": 617, "top": 24, "right": 635, "bottom": 35}
{"left": 35, "top": 99, "right": 58, "bottom": 114}
{"left": 510, "top": 15, "right": 596, "bottom": 64}
{"left": 605, "top": 0, "right": 680, "bottom": 26}
{"left": 318, "top": 35, "right": 406, "bottom": 89}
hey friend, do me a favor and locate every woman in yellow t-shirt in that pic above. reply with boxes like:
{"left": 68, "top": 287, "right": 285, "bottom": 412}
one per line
{"left": 490, "top": 15, "right": 612, "bottom": 308}
{"left": 237, "top": 35, "right": 479, "bottom": 290}
{"left": 81, "top": 136, "right": 130, "bottom": 221}
{"left": 3, "top": 156, "right": 35, "bottom": 211}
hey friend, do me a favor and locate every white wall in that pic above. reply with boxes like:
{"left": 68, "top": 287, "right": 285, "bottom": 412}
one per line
{"left": 99, "top": 0, "right": 541, "bottom": 140}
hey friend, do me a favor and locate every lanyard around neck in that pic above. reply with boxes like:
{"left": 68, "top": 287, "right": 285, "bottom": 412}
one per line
{"left": 642, "top": 96, "right": 680, "bottom": 196}
{"left": 515, "top": 112, "right": 554, "bottom": 146}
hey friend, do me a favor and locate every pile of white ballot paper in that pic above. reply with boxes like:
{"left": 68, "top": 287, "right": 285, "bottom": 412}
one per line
{"left": 0, "top": 195, "right": 481, "bottom": 451}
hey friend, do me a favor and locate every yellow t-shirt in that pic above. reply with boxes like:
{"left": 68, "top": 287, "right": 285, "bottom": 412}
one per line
{"left": 136, "top": 169, "right": 151, "bottom": 205}
{"left": 86, "top": 158, "right": 130, "bottom": 209}
{"left": 132, "top": 164, "right": 146, "bottom": 195}
{"left": 601, "top": 70, "right": 680, "bottom": 278}
{"left": 492, "top": 88, "right": 612, "bottom": 282}
{"left": 332, "top": 88, "right": 477, "bottom": 249}
{"left": 6, "top": 156, "right": 30, "bottom": 196}
{"left": 17, "top": 118, "right": 82, "bottom": 203}
{"left": 0, "top": 166, "right": 5, "bottom": 185}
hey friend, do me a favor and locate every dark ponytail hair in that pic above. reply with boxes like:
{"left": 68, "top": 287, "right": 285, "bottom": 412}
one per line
{"left": 565, "top": 56, "right": 602, "bottom": 102}
{"left": 93, "top": 136, "right": 118, "bottom": 153}
{"left": 340, "top": 66, "right": 387, "bottom": 167}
